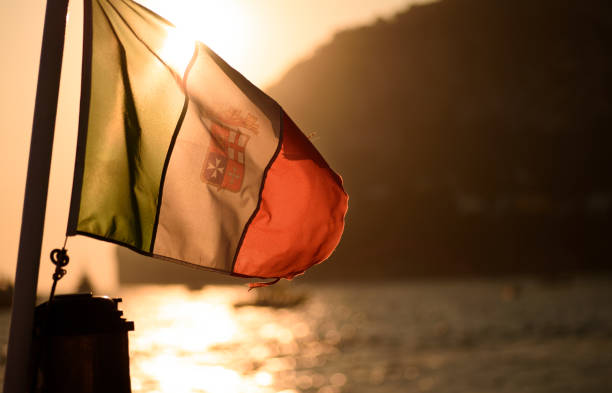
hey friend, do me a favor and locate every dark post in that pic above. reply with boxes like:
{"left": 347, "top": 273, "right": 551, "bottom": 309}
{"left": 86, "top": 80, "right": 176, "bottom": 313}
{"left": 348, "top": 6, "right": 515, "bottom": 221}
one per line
{"left": 32, "top": 294, "right": 135, "bottom": 393}
{"left": 3, "top": 0, "right": 70, "bottom": 392}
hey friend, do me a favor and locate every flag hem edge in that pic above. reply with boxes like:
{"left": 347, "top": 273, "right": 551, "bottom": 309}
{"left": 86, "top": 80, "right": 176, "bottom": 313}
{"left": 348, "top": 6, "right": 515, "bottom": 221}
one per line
{"left": 66, "top": 0, "right": 93, "bottom": 236}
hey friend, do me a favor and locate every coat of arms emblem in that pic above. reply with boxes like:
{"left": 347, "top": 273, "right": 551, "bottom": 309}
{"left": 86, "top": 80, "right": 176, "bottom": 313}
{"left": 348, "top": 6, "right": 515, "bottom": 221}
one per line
{"left": 201, "top": 122, "right": 250, "bottom": 192}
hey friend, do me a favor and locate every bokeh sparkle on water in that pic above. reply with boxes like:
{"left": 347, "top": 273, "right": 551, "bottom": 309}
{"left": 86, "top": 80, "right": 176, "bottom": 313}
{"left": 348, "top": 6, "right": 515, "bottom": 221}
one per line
{"left": 2, "top": 278, "right": 612, "bottom": 393}
{"left": 122, "top": 284, "right": 353, "bottom": 393}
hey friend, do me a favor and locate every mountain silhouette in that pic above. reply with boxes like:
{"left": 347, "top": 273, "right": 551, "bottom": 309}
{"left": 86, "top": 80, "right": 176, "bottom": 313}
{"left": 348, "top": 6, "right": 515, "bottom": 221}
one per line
{"left": 267, "top": 0, "right": 612, "bottom": 278}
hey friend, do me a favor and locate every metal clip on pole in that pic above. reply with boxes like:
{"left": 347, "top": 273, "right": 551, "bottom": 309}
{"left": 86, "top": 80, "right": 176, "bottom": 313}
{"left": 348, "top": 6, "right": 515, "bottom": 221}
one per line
{"left": 49, "top": 248, "right": 69, "bottom": 303}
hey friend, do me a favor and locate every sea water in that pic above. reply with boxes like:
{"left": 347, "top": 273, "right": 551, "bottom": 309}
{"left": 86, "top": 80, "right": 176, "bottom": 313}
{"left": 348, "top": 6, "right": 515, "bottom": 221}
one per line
{"left": 1, "top": 277, "right": 611, "bottom": 393}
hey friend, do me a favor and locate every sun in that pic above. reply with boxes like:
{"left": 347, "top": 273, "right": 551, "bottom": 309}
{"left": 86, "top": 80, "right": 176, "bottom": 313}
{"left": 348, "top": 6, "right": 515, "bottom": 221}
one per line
{"left": 158, "top": 29, "right": 196, "bottom": 75}
{"left": 144, "top": 0, "right": 250, "bottom": 74}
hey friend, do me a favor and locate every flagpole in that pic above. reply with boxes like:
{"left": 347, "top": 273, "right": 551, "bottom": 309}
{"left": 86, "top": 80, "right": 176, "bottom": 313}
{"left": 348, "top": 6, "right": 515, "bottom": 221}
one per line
{"left": 3, "top": 0, "right": 70, "bottom": 392}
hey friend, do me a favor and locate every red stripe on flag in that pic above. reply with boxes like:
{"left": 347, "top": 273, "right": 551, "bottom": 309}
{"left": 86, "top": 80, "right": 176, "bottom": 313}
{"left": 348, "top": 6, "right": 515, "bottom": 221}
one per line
{"left": 234, "top": 112, "right": 348, "bottom": 279}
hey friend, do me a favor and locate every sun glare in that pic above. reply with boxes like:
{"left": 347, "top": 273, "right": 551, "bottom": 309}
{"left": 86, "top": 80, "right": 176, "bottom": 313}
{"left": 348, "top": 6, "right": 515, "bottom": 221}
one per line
{"left": 158, "top": 29, "right": 195, "bottom": 76}
{"left": 146, "top": 1, "right": 250, "bottom": 71}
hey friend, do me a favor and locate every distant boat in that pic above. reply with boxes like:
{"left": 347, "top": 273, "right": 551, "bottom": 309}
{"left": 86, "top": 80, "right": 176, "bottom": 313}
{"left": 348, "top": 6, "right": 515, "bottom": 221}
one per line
{"left": 76, "top": 274, "right": 94, "bottom": 294}
{"left": 234, "top": 285, "right": 307, "bottom": 309}
{"left": 0, "top": 281, "right": 13, "bottom": 308}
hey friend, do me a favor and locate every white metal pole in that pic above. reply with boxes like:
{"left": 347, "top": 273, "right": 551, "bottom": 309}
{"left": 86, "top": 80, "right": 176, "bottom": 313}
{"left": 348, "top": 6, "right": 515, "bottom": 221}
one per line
{"left": 3, "top": 0, "right": 69, "bottom": 392}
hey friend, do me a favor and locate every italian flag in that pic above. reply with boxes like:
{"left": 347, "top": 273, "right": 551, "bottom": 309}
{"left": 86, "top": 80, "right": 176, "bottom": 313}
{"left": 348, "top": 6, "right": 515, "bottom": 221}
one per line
{"left": 67, "top": 0, "right": 348, "bottom": 281}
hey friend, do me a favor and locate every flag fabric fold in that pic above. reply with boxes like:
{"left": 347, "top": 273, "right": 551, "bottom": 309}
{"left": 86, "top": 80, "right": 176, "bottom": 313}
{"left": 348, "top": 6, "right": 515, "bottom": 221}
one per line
{"left": 68, "top": 0, "right": 348, "bottom": 280}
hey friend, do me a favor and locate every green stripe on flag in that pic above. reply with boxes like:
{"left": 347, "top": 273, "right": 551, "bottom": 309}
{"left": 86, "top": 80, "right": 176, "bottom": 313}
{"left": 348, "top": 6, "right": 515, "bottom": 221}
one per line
{"left": 74, "top": 0, "right": 188, "bottom": 251}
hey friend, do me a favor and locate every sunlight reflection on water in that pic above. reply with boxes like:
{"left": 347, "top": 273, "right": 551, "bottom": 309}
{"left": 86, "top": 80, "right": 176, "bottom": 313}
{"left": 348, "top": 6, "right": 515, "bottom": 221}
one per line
{"left": 121, "top": 284, "right": 347, "bottom": 393}
{"left": 30, "top": 278, "right": 610, "bottom": 393}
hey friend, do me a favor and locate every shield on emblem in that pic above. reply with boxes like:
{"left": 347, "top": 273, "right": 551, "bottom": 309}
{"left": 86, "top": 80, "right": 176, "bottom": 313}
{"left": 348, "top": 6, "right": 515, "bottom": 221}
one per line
{"left": 201, "top": 122, "right": 249, "bottom": 192}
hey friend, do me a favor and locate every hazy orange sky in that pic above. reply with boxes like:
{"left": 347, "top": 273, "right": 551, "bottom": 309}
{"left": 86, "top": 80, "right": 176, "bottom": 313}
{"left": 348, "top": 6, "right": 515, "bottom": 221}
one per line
{"left": 0, "top": 0, "right": 430, "bottom": 293}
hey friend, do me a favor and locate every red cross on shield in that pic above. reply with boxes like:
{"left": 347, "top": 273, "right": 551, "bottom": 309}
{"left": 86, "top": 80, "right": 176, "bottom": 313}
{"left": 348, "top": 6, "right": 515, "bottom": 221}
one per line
{"left": 201, "top": 122, "right": 249, "bottom": 192}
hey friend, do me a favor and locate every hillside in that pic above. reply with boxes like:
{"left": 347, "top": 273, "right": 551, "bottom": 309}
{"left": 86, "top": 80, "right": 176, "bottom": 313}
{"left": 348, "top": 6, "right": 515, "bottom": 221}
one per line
{"left": 266, "top": 0, "right": 612, "bottom": 279}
